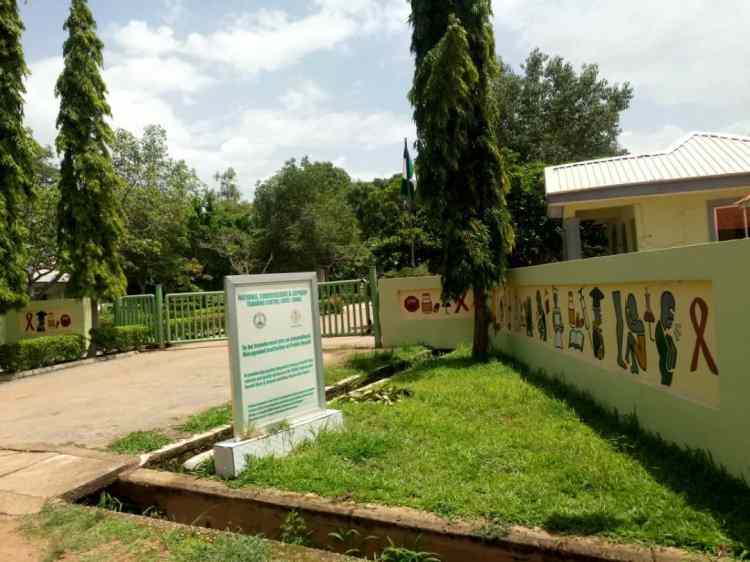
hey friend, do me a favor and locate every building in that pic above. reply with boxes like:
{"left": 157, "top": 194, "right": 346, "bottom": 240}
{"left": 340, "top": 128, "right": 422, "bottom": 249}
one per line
{"left": 545, "top": 132, "right": 750, "bottom": 260}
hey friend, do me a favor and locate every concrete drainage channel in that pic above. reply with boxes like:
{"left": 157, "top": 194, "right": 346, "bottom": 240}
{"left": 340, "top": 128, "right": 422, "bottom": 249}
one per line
{"left": 73, "top": 351, "right": 702, "bottom": 562}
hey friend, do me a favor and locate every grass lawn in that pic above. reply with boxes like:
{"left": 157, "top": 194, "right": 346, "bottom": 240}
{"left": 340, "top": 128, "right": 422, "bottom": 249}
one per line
{"left": 230, "top": 349, "right": 750, "bottom": 556}
{"left": 21, "top": 503, "right": 351, "bottom": 562}
{"left": 325, "top": 346, "right": 428, "bottom": 386}
{"left": 107, "top": 348, "right": 427, "bottom": 455}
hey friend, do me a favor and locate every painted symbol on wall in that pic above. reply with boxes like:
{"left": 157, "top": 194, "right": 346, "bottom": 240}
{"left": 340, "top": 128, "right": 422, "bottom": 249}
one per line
{"left": 525, "top": 297, "right": 534, "bottom": 338}
{"left": 404, "top": 296, "right": 420, "bottom": 313}
{"left": 536, "top": 290, "right": 547, "bottom": 342}
{"left": 690, "top": 297, "right": 719, "bottom": 375}
{"left": 589, "top": 287, "right": 605, "bottom": 360}
{"left": 625, "top": 294, "right": 648, "bottom": 374}
{"left": 655, "top": 291, "right": 678, "bottom": 386}
{"left": 454, "top": 294, "right": 470, "bottom": 314}
{"left": 60, "top": 314, "right": 72, "bottom": 328}
{"left": 644, "top": 288, "right": 656, "bottom": 341}
{"left": 253, "top": 312, "right": 267, "bottom": 330}
{"left": 552, "top": 288, "right": 564, "bottom": 350}
{"left": 612, "top": 291, "right": 627, "bottom": 370}
{"left": 567, "top": 290, "right": 585, "bottom": 352}
{"left": 421, "top": 293, "right": 434, "bottom": 314}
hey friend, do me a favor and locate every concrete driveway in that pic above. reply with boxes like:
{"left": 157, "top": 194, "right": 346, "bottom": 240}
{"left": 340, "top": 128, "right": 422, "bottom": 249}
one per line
{"left": 0, "top": 338, "right": 373, "bottom": 448}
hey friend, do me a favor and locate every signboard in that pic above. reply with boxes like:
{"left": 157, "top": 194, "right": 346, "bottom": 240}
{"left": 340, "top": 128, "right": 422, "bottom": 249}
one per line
{"left": 225, "top": 273, "right": 326, "bottom": 438}
{"left": 399, "top": 288, "right": 473, "bottom": 320}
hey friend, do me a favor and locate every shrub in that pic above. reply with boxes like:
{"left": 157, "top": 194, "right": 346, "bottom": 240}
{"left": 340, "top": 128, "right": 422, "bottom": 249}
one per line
{"left": 0, "top": 335, "right": 87, "bottom": 373}
{"left": 90, "top": 325, "right": 150, "bottom": 354}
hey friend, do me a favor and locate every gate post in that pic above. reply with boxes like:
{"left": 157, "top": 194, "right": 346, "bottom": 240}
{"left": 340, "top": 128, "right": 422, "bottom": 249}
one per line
{"left": 155, "top": 284, "right": 165, "bottom": 348}
{"left": 368, "top": 266, "right": 382, "bottom": 348}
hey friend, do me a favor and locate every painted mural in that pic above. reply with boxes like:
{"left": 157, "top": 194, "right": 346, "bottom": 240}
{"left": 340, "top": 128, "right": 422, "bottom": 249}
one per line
{"left": 493, "top": 282, "right": 720, "bottom": 408}
{"left": 399, "top": 289, "right": 474, "bottom": 320}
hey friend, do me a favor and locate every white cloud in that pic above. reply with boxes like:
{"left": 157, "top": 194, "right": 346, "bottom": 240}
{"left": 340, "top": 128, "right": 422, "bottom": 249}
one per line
{"left": 494, "top": 0, "right": 750, "bottom": 109}
{"left": 24, "top": 56, "right": 63, "bottom": 146}
{"left": 619, "top": 125, "right": 689, "bottom": 155}
{"left": 112, "top": 20, "right": 178, "bottom": 55}
{"left": 281, "top": 81, "right": 329, "bottom": 113}
{"left": 104, "top": 56, "right": 214, "bottom": 96}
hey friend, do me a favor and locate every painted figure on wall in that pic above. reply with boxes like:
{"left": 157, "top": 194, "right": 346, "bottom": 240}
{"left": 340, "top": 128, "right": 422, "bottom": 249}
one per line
{"left": 655, "top": 291, "right": 678, "bottom": 386}
{"left": 625, "top": 294, "right": 648, "bottom": 374}
{"left": 536, "top": 290, "right": 547, "bottom": 342}
{"left": 589, "top": 287, "right": 605, "bottom": 360}
{"left": 552, "top": 289, "right": 564, "bottom": 350}
{"left": 612, "top": 291, "right": 627, "bottom": 369}
{"left": 525, "top": 297, "right": 534, "bottom": 338}
{"left": 567, "top": 290, "right": 585, "bottom": 352}
{"left": 644, "top": 288, "right": 656, "bottom": 341}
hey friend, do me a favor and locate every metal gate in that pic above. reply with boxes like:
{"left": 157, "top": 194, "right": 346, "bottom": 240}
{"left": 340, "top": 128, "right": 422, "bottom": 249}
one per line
{"left": 165, "top": 291, "right": 225, "bottom": 344}
{"left": 113, "top": 267, "right": 381, "bottom": 346}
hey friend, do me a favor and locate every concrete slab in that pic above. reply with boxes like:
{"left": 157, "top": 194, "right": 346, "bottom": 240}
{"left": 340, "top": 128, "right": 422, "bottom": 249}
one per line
{"left": 0, "top": 452, "right": 56, "bottom": 478}
{"left": 0, "top": 491, "right": 46, "bottom": 516}
{"left": 0, "top": 447, "right": 136, "bottom": 513}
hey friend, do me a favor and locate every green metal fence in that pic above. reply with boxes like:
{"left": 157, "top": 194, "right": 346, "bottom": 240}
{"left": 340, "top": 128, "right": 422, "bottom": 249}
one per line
{"left": 113, "top": 294, "right": 159, "bottom": 344}
{"left": 113, "top": 267, "right": 382, "bottom": 347}
{"left": 165, "top": 291, "right": 225, "bottom": 344}
{"left": 318, "top": 279, "right": 373, "bottom": 338}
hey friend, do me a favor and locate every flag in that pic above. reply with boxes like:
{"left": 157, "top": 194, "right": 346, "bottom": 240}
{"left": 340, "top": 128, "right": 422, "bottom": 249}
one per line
{"left": 401, "top": 138, "right": 416, "bottom": 204}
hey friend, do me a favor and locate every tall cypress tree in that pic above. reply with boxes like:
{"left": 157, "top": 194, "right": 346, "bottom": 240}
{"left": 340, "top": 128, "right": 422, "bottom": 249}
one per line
{"left": 55, "top": 0, "right": 126, "bottom": 316}
{"left": 409, "top": 0, "right": 514, "bottom": 359}
{"left": 0, "top": 0, "right": 33, "bottom": 312}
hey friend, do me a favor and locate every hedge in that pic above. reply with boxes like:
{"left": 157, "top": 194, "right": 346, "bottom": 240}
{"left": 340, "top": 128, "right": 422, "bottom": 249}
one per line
{"left": 90, "top": 325, "right": 150, "bottom": 354}
{"left": 0, "top": 335, "right": 87, "bottom": 373}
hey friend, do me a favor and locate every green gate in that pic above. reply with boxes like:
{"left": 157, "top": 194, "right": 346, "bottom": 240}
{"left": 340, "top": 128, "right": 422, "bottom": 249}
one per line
{"left": 165, "top": 291, "right": 225, "bottom": 344}
{"left": 113, "top": 267, "right": 381, "bottom": 347}
{"left": 113, "top": 294, "right": 160, "bottom": 344}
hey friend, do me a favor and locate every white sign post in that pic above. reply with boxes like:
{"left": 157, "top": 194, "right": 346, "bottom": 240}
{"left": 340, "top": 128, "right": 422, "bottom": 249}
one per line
{"left": 214, "top": 273, "right": 343, "bottom": 478}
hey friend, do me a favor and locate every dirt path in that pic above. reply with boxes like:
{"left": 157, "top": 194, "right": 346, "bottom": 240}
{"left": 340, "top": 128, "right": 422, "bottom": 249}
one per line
{"left": 0, "top": 339, "right": 373, "bottom": 449}
{"left": 0, "top": 516, "right": 42, "bottom": 561}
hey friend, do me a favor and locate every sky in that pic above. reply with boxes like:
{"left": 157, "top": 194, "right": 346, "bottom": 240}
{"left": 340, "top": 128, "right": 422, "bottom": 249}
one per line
{"left": 19, "top": 0, "right": 750, "bottom": 198}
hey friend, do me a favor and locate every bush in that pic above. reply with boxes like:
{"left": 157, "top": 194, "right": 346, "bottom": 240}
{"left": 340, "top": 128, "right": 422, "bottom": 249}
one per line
{"left": 90, "top": 325, "right": 150, "bottom": 354}
{"left": 0, "top": 335, "right": 87, "bottom": 373}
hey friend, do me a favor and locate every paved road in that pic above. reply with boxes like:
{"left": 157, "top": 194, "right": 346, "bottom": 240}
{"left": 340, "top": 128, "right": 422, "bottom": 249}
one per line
{"left": 0, "top": 338, "right": 373, "bottom": 448}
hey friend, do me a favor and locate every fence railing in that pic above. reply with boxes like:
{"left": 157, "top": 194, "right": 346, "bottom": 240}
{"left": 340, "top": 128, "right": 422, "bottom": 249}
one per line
{"left": 113, "top": 294, "right": 159, "bottom": 344}
{"left": 165, "top": 291, "right": 225, "bottom": 344}
{"left": 318, "top": 279, "right": 373, "bottom": 338}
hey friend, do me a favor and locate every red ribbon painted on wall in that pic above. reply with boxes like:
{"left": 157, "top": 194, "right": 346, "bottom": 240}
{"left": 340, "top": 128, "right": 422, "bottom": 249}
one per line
{"left": 690, "top": 298, "right": 719, "bottom": 375}
{"left": 25, "top": 312, "right": 34, "bottom": 332}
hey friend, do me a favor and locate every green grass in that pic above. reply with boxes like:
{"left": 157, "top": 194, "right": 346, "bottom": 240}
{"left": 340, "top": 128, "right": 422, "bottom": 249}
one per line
{"left": 21, "top": 503, "right": 269, "bottom": 562}
{"left": 230, "top": 349, "right": 750, "bottom": 556}
{"left": 177, "top": 404, "right": 233, "bottom": 433}
{"left": 108, "top": 430, "right": 173, "bottom": 455}
{"left": 325, "top": 347, "right": 428, "bottom": 386}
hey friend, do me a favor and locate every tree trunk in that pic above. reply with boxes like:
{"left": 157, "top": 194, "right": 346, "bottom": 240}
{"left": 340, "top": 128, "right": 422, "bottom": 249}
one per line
{"left": 88, "top": 298, "right": 99, "bottom": 358}
{"left": 472, "top": 285, "right": 490, "bottom": 361}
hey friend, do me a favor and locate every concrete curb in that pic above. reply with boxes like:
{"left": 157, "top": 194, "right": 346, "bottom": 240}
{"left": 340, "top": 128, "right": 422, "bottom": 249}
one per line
{"left": 0, "top": 351, "right": 141, "bottom": 384}
{"left": 139, "top": 425, "right": 233, "bottom": 468}
{"left": 114, "top": 469, "right": 720, "bottom": 562}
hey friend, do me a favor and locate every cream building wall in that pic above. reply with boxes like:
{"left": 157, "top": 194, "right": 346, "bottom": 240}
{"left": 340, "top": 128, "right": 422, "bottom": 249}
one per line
{"left": 560, "top": 186, "right": 750, "bottom": 252}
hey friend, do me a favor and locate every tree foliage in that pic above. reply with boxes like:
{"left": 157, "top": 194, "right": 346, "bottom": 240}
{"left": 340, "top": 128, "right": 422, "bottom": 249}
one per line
{"left": 409, "top": 0, "right": 513, "bottom": 358}
{"left": 55, "top": 0, "right": 126, "bottom": 301}
{"left": 0, "top": 0, "right": 34, "bottom": 311}
{"left": 253, "top": 158, "right": 370, "bottom": 279}
{"left": 495, "top": 48, "right": 633, "bottom": 165}
{"left": 494, "top": 49, "right": 633, "bottom": 266}
{"left": 348, "top": 175, "right": 437, "bottom": 274}
{"left": 112, "top": 126, "right": 204, "bottom": 293}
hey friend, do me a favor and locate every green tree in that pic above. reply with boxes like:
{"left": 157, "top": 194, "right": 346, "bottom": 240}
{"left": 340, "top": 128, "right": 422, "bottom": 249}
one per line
{"left": 24, "top": 139, "right": 62, "bottom": 296}
{"left": 55, "top": 0, "right": 126, "bottom": 342}
{"left": 495, "top": 49, "right": 633, "bottom": 165}
{"left": 409, "top": 1, "right": 513, "bottom": 359}
{"left": 0, "top": 0, "right": 34, "bottom": 312}
{"left": 112, "top": 126, "right": 204, "bottom": 293}
{"left": 494, "top": 49, "right": 633, "bottom": 266}
{"left": 253, "top": 158, "right": 370, "bottom": 279}
{"left": 214, "top": 167, "right": 241, "bottom": 202}
{"left": 348, "top": 175, "right": 437, "bottom": 273}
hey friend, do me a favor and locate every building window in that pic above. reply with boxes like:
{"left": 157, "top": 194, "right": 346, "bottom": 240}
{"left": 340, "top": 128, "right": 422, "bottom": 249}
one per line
{"left": 714, "top": 205, "right": 750, "bottom": 241}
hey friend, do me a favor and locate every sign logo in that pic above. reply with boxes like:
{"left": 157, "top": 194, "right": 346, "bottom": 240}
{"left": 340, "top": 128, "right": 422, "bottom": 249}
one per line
{"left": 252, "top": 312, "right": 267, "bottom": 330}
{"left": 290, "top": 309, "right": 303, "bottom": 327}
{"left": 404, "top": 295, "right": 420, "bottom": 313}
